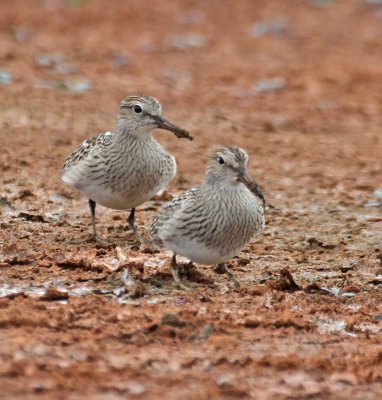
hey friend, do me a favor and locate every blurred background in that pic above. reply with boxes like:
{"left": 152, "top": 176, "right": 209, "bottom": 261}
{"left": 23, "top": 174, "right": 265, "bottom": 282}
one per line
{"left": 1, "top": 1, "right": 382, "bottom": 399}
{"left": 1, "top": 0, "right": 381, "bottom": 197}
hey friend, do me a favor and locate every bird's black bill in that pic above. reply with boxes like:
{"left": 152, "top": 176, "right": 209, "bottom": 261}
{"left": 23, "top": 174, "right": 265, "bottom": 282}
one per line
{"left": 238, "top": 173, "right": 266, "bottom": 208}
{"left": 155, "top": 117, "right": 193, "bottom": 141}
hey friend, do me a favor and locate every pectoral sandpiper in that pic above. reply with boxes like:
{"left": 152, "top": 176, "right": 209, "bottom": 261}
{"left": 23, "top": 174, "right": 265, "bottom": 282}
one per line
{"left": 150, "top": 146, "right": 265, "bottom": 289}
{"left": 61, "top": 95, "right": 193, "bottom": 243}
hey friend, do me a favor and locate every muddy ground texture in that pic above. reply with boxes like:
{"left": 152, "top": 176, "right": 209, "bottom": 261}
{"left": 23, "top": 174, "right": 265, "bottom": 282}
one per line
{"left": 1, "top": 0, "right": 382, "bottom": 399}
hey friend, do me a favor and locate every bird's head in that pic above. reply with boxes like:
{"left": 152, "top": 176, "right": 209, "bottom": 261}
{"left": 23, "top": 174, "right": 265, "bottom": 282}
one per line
{"left": 207, "top": 146, "right": 250, "bottom": 184}
{"left": 117, "top": 95, "right": 193, "bottom": 140}
{"left": 206, "top": 146, "right": 266, "bottom": 206}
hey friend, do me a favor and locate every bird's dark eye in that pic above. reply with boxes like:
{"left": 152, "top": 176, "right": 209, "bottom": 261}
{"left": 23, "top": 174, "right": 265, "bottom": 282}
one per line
{"left": 133, "top": 104, "right": 142, "bottom": 113}
{"left": 217, "top": 157, "right": 225, "bottom": 165}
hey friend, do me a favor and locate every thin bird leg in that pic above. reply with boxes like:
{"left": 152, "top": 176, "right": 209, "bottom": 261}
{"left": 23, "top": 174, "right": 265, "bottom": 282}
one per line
{"left": 170, "top": 253, "right": 190, "bottom": 290}
{"left": 219, "top": 263, "right": 240, "bottom": 288}
{"left": 127, "top": 208, "right": 143, "bottom": 244}
{"left": 87, "top": 199, "right": 109, "bottom": 244}
{"left": 89, "top": 199, "right": 97, "bottom": 238}
{"left": 128, "top": 208, "right": 138, "bottom": 234}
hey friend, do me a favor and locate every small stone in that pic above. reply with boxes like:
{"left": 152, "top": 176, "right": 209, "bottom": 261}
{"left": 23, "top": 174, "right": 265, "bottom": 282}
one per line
{"left": 176, "top": 10, "right": 205, "bottom": 25}
{"left": 249, "top": 17, "right": 288, "bottom": 38}
{"left": 161, "top": 313, "right": 187, "bottom": 327}
{"left": 40, "top": 288, "right": 69, "bottom": 301}
{"left": 167, "top": 33, "right": 207, "bottom": 49}
{"left": 0, "top": 70, "right": 12, "bottom": 85}
{"left": 126, "top": 382, "right": 146, "bottom": 395}
{"left": 251, "top": 78, "right": 286, "bottom": 94}
{"left": 192, "top": 324, "right": 213, "bottom": 341}
{"left": 367, "top": 0, "right": 382, "bottom": 5}
{"left": 244, "top": 319, "right": 261, "bottom": 328}
{"left": 309, "top": 0, "right": 335, "bottom": 7}
{"left": 14, "top": 28, "right": 30, "bottom": 42}
{"left": 111, "top": 53, "right": 134, "bottom": 68}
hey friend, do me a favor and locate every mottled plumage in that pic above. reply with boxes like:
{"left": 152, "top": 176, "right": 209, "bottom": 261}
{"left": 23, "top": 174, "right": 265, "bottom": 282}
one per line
{"left": 62, "top": 131, "right": 113, "bottom": 177}
{"left": 150, "top": 146, "right": 265, "bottom": 288}
{"left": 61, "top": 95, "right": 192, "bottom": 242}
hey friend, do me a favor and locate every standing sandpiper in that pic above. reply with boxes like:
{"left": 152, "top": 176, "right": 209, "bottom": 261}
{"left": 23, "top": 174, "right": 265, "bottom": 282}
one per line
{"left": 150, "top": 146, "right": 265, "bottom": 289}
{"left": 61, "top": 95, "right": 193, "bottom": 243}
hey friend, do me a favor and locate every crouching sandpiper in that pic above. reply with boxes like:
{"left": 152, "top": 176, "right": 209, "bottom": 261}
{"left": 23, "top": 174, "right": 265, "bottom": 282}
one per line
{"left": 150, "top": 146, "right": 265, "bottom": 289}
{"left": 61, "top": 95, "right": 193, "bottom": 243}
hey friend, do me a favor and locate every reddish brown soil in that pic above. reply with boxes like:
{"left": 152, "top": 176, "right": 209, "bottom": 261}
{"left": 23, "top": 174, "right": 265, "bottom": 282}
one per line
{"left": 1, "top": 0, "right": 382, "bottom": 399}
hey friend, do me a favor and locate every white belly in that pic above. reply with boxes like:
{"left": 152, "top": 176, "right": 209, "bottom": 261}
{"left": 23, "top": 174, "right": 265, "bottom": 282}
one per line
{"left": 162, "top": 237, "right": 237, "bottom": 265}
{"left": 62, "top": 149, "right": 176, "bottom": 210}
{"left": 83, "top": 182, "right": 169, "bottom": 209}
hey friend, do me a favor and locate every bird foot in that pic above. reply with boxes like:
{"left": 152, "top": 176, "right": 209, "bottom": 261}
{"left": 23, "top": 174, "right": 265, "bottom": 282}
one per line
{"left": 174, "top": 280, "right": 191, "bottom": 291}
{"left": 229, "top": 275, "right": 241, "bottom": 288}
{"left": 219, "top": 263, "right": 241, "bottom": 288}
{"left": 86, "top": 233, "right": 111, "bottom": 247}
{"left": 67, "top": 235, "right": 110, "bottom": 246}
